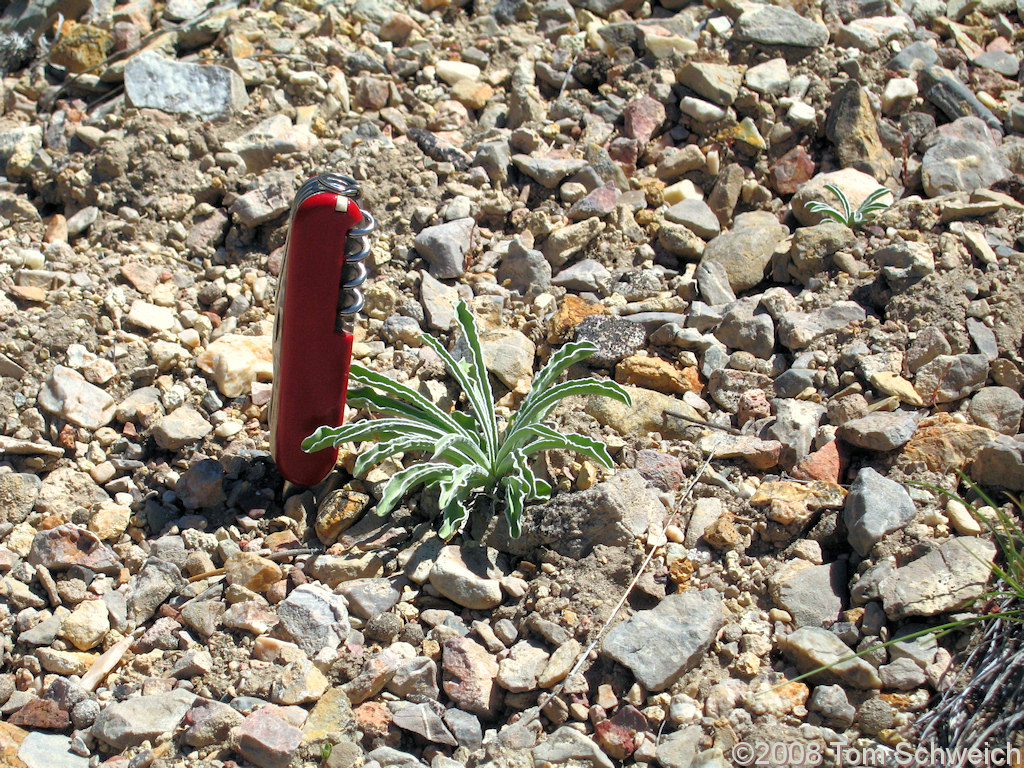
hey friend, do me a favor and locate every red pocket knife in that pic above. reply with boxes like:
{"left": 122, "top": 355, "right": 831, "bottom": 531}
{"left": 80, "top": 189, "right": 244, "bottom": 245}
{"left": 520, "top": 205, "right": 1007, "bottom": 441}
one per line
{"left": 270, "top": 173, "right": 374, "bottom": 486}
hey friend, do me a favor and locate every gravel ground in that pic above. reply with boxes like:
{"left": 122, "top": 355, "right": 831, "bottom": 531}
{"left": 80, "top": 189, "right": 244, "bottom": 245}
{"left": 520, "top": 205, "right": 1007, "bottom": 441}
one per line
{"left": 0, "top": 0, "right": 1023, "bottom": 766}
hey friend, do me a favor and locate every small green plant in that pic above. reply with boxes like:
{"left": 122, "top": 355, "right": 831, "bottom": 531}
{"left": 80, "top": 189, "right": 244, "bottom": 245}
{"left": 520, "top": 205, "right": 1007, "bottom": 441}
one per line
{"left": 805, "top": 183, "right": 893, "bottom": 228}
{"left": 303, "top": 301, "right": 631, "bottom": 540}
{"left": 320, "top": 743, "right": 332, "bottom": 764}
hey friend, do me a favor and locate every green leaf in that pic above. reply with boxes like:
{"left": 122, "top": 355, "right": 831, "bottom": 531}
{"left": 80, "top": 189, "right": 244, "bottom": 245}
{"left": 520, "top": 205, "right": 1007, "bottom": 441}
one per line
{"left": 824, "top": 183, "right": 852, "bottom": 222}
{"left": 502, "top": 471, "right": 528, "bottom": 538}
{"left": 504, "top": 379, "right": 631, "bottom": 457}
{"left": 517, "top": 424, "right": 615, "bottom": 468}
{"left": 438, "top": 500, "right": 471, "bottom": 540}
{"left": 516, "top": 341, "right": 599, "bottom": 418}
{"left": 454, "top": 301, "right": 499, "bottom": 459}
{"left": 376, "top": 462, "right": 455, "bottom": 518}
{"left": 439, "top": 463, "right": 486, "bottom": 510}
{"left": 353, "top": 434, "right": 480, "bottom": 477}
{"left": 302, "top": 418, "right": 445, "bottom": 453}
{"left": 349, "top": 364, "right": 470, "bottom": 438}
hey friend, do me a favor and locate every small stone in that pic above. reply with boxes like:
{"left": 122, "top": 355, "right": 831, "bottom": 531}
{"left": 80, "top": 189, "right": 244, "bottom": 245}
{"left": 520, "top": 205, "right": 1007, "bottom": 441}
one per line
{"left": 844, "top": 468, "right": 917, "bottom": 556}
{"left": 914, "top": 354, "right": 989, "bottom": 404}
{"left": 699, "top": 211, "right": 789, "bottom": 293}
{"left": 538, "top": 638, "right": 579, "bottom": 688}
{"left": 277, "top": 584, "right": 351, "bottom": 657}
{"left": 315, "top": 490, "right": 371, "bottom": 544}
{"left": 969, "top": 387, "right": 1023, "bottom": 435}
{"left": 175, "top": 459, "right": 226, "bottom": 509}
{"left": 29, "top": 525, "right": 120, "bottom": 574}
{"left": 744, "top": 58, "right": 789, "bottom": 95}
{"left": 770, "top": 145, "right": 816, "bottom": 195}
{"left": 553, "top": 259, "right": 612, "bottom": 293}
{"left": 429, "top": 546, "right": 503, "bottom": 610}
{"left": 419, "top": 270, "right": 459, "bottom": 330}
{"left": 49, "top": 21, "right": 112, "bottom": 73}
{"left": 808, "top": 684, "right": 856, "bottom": 728}
{"left": 17, "top": 732, "right": 89, "bottom": 768}
{"left": 601, "top": 589, "right": 723, "bottom": 691}
{"left": 664, "top": 199, "right": 720, "bottom": 240}
{"left": 271, "top": 658, "right": 329, "bottom": 705}
{"left": 61, "top": 599, "right": 109, "bottom": 651}
{"left": 391, "top": 702, "right": 456, "bottom": 746}
{"left": 791, "top": 168, "right": 893, "bottom": 227}
{"left": 233, "top": 706, "right": 303, "bottom": 768}
{"left": 414, "top": 218, "right": 476, "bottom": 279}
{"left": 778, "top": 626, "right": 882, "bottom": 688}
{"left": 196, "top": 334, "right": 273, "bottom": 398}
{"left": 533, "top": 726, "right": 614, "bottom": 768}
{"left": 442, "top": 637, "right": 503, "bottom": 717}
{"left": 436, "top": 60, "right": 481, "bottom": 85}
{"left": 881, "top": 78, "right": 918, "bottom": 115}
{"left": 920, "top": 116, "right": 1009, "bottom": 196}
{"left": 622, "top": 96, "right": 667, "bottom": 144}
{"left": 225, "top": 552, "right": 282, "bottom": 593}
{"left": 838, "top": 411, "right": 922, "bottom": 452}
{"left": 230, "top": 175, "right": 293, "bottom": 227}
{"left": 919, "top": 68, "right": 1001, "bottom": 131}
{"left": 37, "top": 366, "right": 115, "bottom": 430}
{"left": 183, "top": 699, "right": 245, "bottom": 748}
{"left": 497, "top": 238, "right": 552, "bottom": 297}
{"left": 769, "top": 560, "right": 845, "bottom": 628}
{"left": 91, "top": 690, "right": 195, "bottom": 750}
{"left": 512, "top": 154, "right": 588, "bottom": 188}
{"left": 151, "top": 406, "right": 212, "bottom": 450}
{"left": 497, "top": 641, "right": 550, "bottom": 692}
{"left": 542, "top": 219, "right": 606, "bottom": 267}
{"left": 336, "top": 577, "right": 401, "bottom": 619}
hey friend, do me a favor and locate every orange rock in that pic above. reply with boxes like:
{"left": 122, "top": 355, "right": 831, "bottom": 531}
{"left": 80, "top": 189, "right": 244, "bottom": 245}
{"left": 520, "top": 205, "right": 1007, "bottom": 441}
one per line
{"left": 750, "top": 480, "right": 847, "bottom": 527}
{"left": 791, "top": 439, "right": 848, "bottom": 483}
{"left": 353, "top": 701, "right": 392, "bottom": 738}
{"left": 898, "top": 413, "right": 998, "bottom": 473}
{"left": 547, "top": 295, "right": 605, "bottom": 342}
{"left": 615, "top": 355, "right": 702, "bottom": 396}
{"left": 223, "top": 552, "right": 282, "bottom": 594}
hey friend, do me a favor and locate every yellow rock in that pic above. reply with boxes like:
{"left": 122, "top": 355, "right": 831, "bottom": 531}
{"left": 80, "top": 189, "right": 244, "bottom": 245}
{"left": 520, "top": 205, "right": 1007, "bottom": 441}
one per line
{"left": 303, "top": 688, "right": 353, "bottom": 741}
{"left": 662, "top": 179, "right": 704, "bottom": 205}
{"left": 50, "top": 21, "right": 113, "bottom": 74}
{"left": 0, "top": 721, "right": 27, "bottom": 768}
{"left": 750, "top": 480, "right": 846, "bottom": 527}
{"left": 616, "top": 355, "right": 701, "bottom": 396}
{"left": 870, "top": 371, "right": 924, "bottom": 406}
{"left": 547, "top": 295, "right": 605, "bottom": 342}
{"left": 36, "top": 648, "right": 96, "bottom": 675}
{"left": 315, "top": 489, "right": 371, "bottom": 544}
{"left": 88, "top": 502, "right": 131, "bottom": 541}
{"left": 62, "top": 599, "right": 110, "bottom": 651}
{"left": 583, "top": 384, "right": 703, "bottom": 441}
{"left": 196, "top": 334, "right": 272, "bottom": 398}
{"left": 897, "top": 413, "right": 998, "bottom": 472}
{"left": 224, "top": 552, "right": 282, "bottom": 594}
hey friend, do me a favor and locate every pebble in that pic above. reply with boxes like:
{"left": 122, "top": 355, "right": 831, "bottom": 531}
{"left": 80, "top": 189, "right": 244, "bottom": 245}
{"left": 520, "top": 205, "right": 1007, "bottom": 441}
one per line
{"left": 733, "top": 6, "right": 829, "bottom": 47}
{"left": 442, "top": 637, "right": 503, "bottom": 717}
{"left": 698, "top": 211, "right": 789, "bottom": 293}
{"left": 233, "top": 706, "right": 304, "bottom": 768}
{"left": 151, "top": 406, "right": 213, "bottom": 450}
{"left": 920, "top": 116, "right": 1010, "bottom": 196}
{"left": 429, "top": 546, "right": 503, "bottom": 610}
{"left": 91, "top": 690, "right": 196, "bottom": 750}
{"left": 413, "top": 218, "right": 476, "bottom": 279}
{"left": 37, "top": 366, "right": 115, "bottom": 430}
{"left": 844, "top": 468, "right": 917, "bottom": 556}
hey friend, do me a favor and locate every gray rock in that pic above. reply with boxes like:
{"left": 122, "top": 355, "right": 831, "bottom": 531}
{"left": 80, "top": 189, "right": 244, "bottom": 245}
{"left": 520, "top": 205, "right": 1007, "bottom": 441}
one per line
{"left": 381, "top": 315, "right": 423, "bottom": 346}
{"left": 906, "top": 326, "right": 952, "bottom": 373}
{"left": 879, "top": 657, "right": 927, "bottom": 690}
{"left": 151, "top": 406, "right": 212, "bottom": 450}
{"left": 478, "top": 328, "right": 535, "bottom": 389}
{"left": 857, "top": 697, "right": 894, "bottom": 735}
{"left": 887, "top": 40, "right": 939, "bottom": 72}
{"left": 474, "top": 140, "right": 511, "bottom": 184}
{"left": 552, "top": 258, "right": 611, "bottom": 293}
{"left": 658, "top": 221, "right": 706, "bottom": 259}
{"left": 175, "top": 458, "right": 226, "bottom": 509}
{"left": 391, "top": 702, "right": 457, "bottom": 746}
{"left": 443, "top": 708, "right": 482, "bottom": 750}
{"left": 770, "top": 561, "right": 845, "bottom": 628}
{"left": 0, "top": 473, "right": 41, "bottom": 525}
{"left": 414, "top": 218, "right": 476, "bottom": 279}
{"left": 233, "top": 706, "right": 303, "bottom": 768}
{"left": 496, "top": 641, "right": 550, "bottom": 692}
{"left": 124, "top": 51, "right": 248, "bottom": 119}
{"left": 129, "top": 557, "right": 185, "bottom": 624}
{"left": 825, "top": 80, "right": 894, "bottom": 180}
{"left": 714, "top": 297, "right": 775, "bottom": 359}
{"left": 533, "top": 726, "right": 614, "bottom": 768}
{"left": 974, "top": 50, "right": 1019, "bottom": 77}
{"left": 875, "top": 240, "right": 935, "bottom": 288}
{"left": 914, "top": 354, "right": 989, "bottom": 404}
{"left": 844, "top": 468, "right": 917, "bottom": 556}
{"left": 773, "top": 368, "right": 815, "bottom": 398}
{"left": 92, "top": 690, "right": 196, "bottom": 749}
{"left": 777, "top": 302, "right": 866, "bottom": 350}
{"left": 789, "top": 221, "right": 856, "bottom": 283}
{"left": 573, "top": 314, "right": 647, "bottom": 367}
{"left": 485, "top": 469, "right": 664, "bottom": 557}
{"left": 808, "top": 684, "right": 856, "bottom": 728}
{"left": 699, "top": 211, "right": 789, "bottom": 293}
{"left": 838, "top": 411, "right": 923, "bottom": 452}
{"left": 496, "top": 238, "right": 551, "bottom": 296}
{"left": 337, "top": 578, "right": 402, "bottom": 619}
{"left": 919, "top": 68, "right": 1001, "bottom": 131}
{"left": 779, "top": 626, "right": 882, "bottom": 688}
{"left": 230, "top": 174, "right": 293, "bottom": 227}
{"left": 695, "top": 260, "right": 736, "bottom": 305}
{"left": 966, "top": 318, "right": 999, "bottom": 362}
{"left": 512, "top": 154, "right": 588, "bottom": 187}
{"left": 920, "top": 116, "right": 1009, "bottom": 196}
{"left": 879, "top": 537, "right": 997, "bottom": 620}
{"left": 972, "top": 436, "right": 1024, "bottom": 490}
{"left": 601, "top": 589, "right": 724, "bottom": 691}
{"left": 17, "top": 733, "right": 89, "bottom": 768}
{"left": 664, "top": 199, "right": 721, "bottom": 240}
{"left": 969, "top": 387, "right": 1023, "bottom": 434}
{"left": 428, "top": 546, "right": 503, "bottom": 610}
{"left": 656, "top": 725, "right": 702, "bottom": 768}
{"left": 277, "top": 584, "right": 351, "bottom": 657}
{"left": 744, "top": 58, "right": 790, "bottom": 95}
{"left": 387, "top": 656, "right": 440, "bottom": 699}
{"left": 37, "top": 365, "right": 116, "bottom": 430}
{"left": 733, "top": 5, "right": 829, "bottom": 47}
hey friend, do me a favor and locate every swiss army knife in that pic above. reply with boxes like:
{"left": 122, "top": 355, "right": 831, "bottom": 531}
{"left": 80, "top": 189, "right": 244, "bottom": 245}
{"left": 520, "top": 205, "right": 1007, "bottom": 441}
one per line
{"left": 270, "top": 173, "right": 374, "bottom": 486}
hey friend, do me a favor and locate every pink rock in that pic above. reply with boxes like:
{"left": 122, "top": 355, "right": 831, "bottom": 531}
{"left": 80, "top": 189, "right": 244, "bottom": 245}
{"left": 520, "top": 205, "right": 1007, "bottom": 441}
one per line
{"left": 567, "top": 185, "right": 620, "bottom": 221}
{"left": 736, "top": 388, "right": 772, "bottom": 426}
{"left": 770, "top": 145, "right": 816, "bottom": 195}
{"left": 442, "top": 637, "right": 503, "bottom": 717}
{"left": 634, "top": 449, "right": 685, "bottom": 491}
{"left": 607, "top": 136, "right": 640, "bottom": 170}
{"left": 791, "top": 439, "right": 847, "bottom": 483}
{"left": 28, "top": 524, "right": 121, "bottom": 574}
{"left": 233, "top": 706, "right": 303, "bottom": 768}
{"left": 622, "top": 96, "right": 666, "bottom": 144}
{"left": 595, "top": 719, "right": 635, "bottom": 760}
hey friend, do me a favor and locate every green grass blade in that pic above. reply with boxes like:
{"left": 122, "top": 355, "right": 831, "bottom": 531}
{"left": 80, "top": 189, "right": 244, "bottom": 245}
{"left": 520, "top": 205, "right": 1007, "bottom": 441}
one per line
{"left": 375, "top": 462, "right": 455, "bottom": 518}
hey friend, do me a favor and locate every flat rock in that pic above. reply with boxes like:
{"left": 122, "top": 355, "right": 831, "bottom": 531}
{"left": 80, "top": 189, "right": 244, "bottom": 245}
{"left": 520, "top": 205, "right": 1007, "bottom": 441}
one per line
{"left": 124, "top": 51, "right": 248, "bottom": 118}
{"left": 29, "top": 524, "right": 120, "bottom": 574}
{"left": 414, "top": 218, "right": 476, "bottom": 279}
{"left": 91, "top": 690, "right": 195, "bottom": 749}
{"left": 699, "top": 211, "right": 789, "bottom": 293}
{"left": 512, "top": 153, "right": 587, "bottom": 188}
{"left": 971, "top": 436, "right": 1024, "bottom": 491}
{"left": 914, "top": 354, "right": 989, "bottom": 404}
{"left": 838, "top": 411, "right": 923, "bottom": 452}
{"left": 233, "top": 706, "right": 303, "bottom": 768}
{"left": 601, "top": 589, "right": 723, "bottom": 691}
{"left": 151, "top": 406, "right": 212, "bottom": 450}
{"left": 442, "top": 637, "right": 503, "bottom": 717}
{"left": 37, "top": 365, "right": 115, "bottom": 430}
{"left": 769, "top": 560, "right": 845, "bottom": 628}
{"left": 779, "top": 626, "right": 882, "bottom": 688}
{"left": 791, "top": 168, "right": 893, "bottom": 226}
{"left": 843, "top": 468, "right": 916, "bottom": 556}
{"left": 17, "top": 732, "right": 89, "bottom": 768}
{"left": 733, "top": 5, "right": 829, "bottom": 47}
{"left": 880, "top": 537, "right": 997, "bottom": 620}
{"left": 777, "top": 302, "right": 866, "bottom": 350}
{"left": 276, "top": 584, "right": 351, "bottom": 657}
{"left": 920, "top": 115, "right": 1008, "bottom": 197}
{"left": 533, "top": 726, "right": 614, "bottom": 768}
{"left": 197, "top": 334, "right": 272, "bottom": 398}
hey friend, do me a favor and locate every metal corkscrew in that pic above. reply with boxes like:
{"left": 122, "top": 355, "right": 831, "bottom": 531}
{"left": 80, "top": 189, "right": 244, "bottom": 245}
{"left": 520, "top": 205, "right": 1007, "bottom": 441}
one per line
{"left": 270, "top": 172, "right": 374, "bottom": 486}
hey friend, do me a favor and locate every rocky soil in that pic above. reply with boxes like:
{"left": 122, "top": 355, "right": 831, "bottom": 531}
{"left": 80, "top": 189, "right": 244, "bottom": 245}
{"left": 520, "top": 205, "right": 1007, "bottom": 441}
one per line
{"left": 0, "top": 0, "right": 1023, "bottom": 765}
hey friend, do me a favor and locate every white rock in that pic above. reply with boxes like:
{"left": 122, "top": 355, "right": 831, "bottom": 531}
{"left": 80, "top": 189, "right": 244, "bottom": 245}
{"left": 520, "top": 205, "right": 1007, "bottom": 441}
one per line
{"left": 196, "top": 334, "right": 273, "bottom": 398}
{"left": 128, "top": 300, "right": 175, "bottom": 332}
{"left": 436, "top": 60, "right": 481, "bottom": 85}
